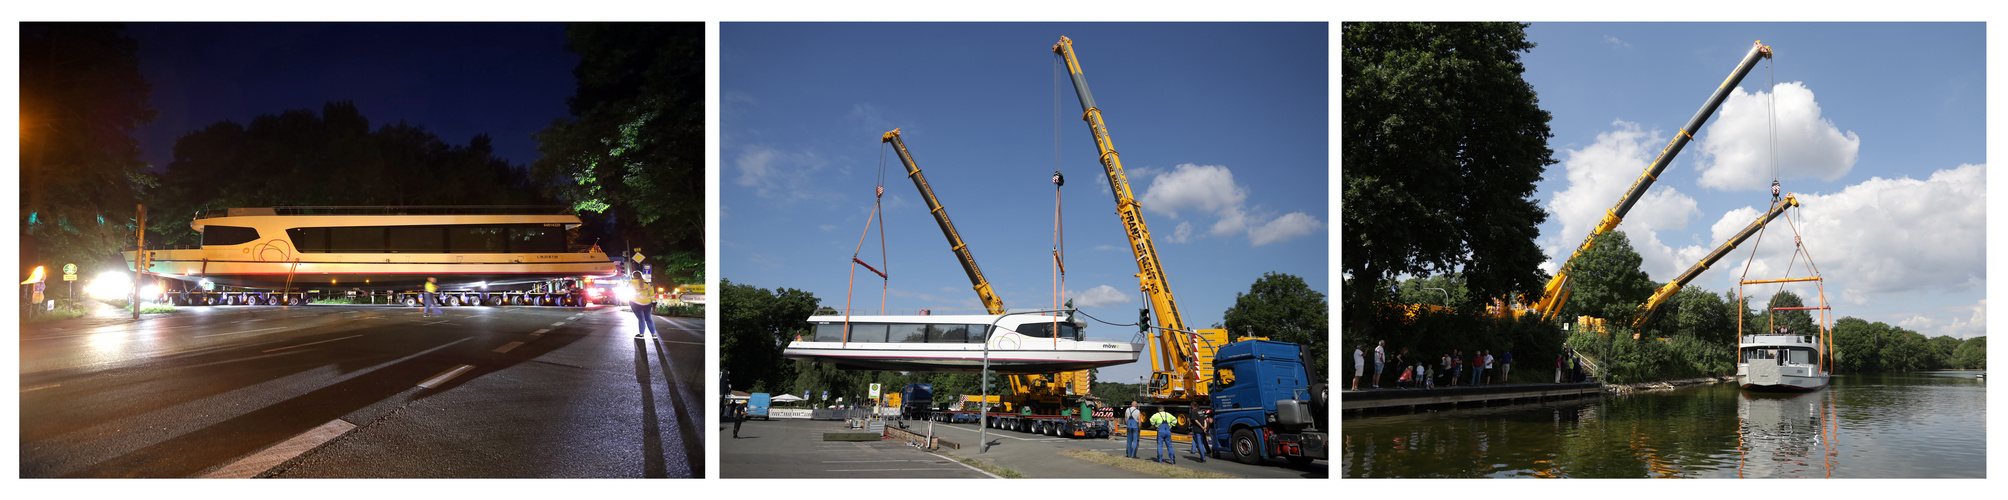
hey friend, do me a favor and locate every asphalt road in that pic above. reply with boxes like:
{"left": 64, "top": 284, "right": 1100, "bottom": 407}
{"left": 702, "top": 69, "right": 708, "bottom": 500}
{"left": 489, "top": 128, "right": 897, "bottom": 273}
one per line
{"left": 19, "top": 303, "right": 705, "bottom": 478}
{"left": 718, "top": 416, "right": 1326, "bottom": 479}
{"left": 719, "top": 417, "right": 995, "bottom": 478}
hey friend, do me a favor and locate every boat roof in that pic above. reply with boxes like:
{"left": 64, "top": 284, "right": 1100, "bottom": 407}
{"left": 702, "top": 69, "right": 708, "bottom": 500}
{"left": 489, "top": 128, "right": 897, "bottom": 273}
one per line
{"left": 196, "top": 206, "right": 576, "bottom": 219}
{"left": 806, "top": 313, "right": 1084, "bottom": 327}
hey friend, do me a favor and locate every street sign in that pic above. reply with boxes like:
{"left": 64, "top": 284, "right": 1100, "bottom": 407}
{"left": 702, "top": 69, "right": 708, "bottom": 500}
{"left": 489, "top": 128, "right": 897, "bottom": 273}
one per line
{"left": 63, "top": 263, "right": 77, "bottom": 275}
{"left": 643, "top": 264, "right": 652, "bottom": 275}
{"left": 63, "top": 274, "right": 77, "bottom": 281}
{"left": 869, "top": 383, "right": 882, "bottom": 398}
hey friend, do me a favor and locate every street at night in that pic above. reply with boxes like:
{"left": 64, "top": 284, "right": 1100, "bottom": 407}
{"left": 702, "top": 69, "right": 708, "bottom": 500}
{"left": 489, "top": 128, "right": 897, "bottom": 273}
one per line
{"left": 20, "top": 303, "right": 704, "bottom": 478}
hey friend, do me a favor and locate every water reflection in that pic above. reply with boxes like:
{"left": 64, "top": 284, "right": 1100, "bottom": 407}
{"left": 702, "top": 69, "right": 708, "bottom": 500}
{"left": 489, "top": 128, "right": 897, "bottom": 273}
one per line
{"left": 1342, "top": 371, "right": 1984, "bottom": 478}
{"left": 1736, "top": 389, "right": 1837, "bottom": 478}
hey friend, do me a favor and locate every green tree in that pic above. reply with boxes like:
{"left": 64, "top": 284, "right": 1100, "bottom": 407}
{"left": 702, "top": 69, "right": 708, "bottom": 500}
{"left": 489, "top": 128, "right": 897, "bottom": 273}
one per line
{"left": 1341, "top": 22, "right": 1554, "bottom": 334}
{"left": 720, "top": 279, "right": 821, "bottom": 393}
{"left": 533, "top": 23, "right": 704, "bottom": 287}
{"left": 1761, "top": 290, "right": 1815, "bottom": 335}
{"left": 1927, "top": 335, "right": 1963, "bottom": 368}
{"left": 1657, "top": 285, "right": 1733, "bottom": 344}
{"left": 1556, "top": 231, "right": 1655, "bottom": 323}
{"left": 1395, "top": 273, "right": 1470, "bottom": 308}
{"left": 1951, "top": 336, "right": 1986, "bottom": 370}
{"left": 1830, "top": 317, "right": 1883, "bottom": 373}
{"left": 1221, "top": 272, "right": 1329, "bottom": 380}
{"left": 20, "top": 23, "right": 156, "bottom": 280}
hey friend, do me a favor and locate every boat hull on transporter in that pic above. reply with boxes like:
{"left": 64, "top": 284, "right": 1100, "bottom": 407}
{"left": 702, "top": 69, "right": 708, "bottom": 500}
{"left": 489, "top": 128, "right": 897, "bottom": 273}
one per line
{"left": 124, "top": 206, "right": 619, "bottom": 291}
{"left": 785, "top": 314, "right": 1141, "bottom": 374}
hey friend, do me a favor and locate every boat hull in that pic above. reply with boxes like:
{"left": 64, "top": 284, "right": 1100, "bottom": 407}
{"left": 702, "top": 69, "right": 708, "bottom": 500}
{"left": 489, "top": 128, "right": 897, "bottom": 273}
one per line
{"left": 127, "top": 249, "right": 618, "bottom": 290}
{"left": 784, "top": 341, "right": 1139, "bottom": 374}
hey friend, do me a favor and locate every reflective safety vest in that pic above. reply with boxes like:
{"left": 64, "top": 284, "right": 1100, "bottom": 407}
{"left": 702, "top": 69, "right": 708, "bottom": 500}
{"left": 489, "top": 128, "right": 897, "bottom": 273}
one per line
{"left": 631, "top": 278, "right": 655, "bottom": 305}
{"left": 425, "top": 282, "right": 437, "bottom": 293}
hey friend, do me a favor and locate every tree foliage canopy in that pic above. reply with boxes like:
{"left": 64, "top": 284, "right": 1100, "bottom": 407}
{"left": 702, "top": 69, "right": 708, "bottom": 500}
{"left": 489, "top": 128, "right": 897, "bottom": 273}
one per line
{"left": 1342, "top": 21, "right": 1554, "bottom": 329}
{"left": 147, "top": 102, "right": 551, "bottom": 246}
{"left": 1221, "top": 272, "right": 1328, "bottom": 380}
{"left": 719, "top": 278, "right": 820, "bottom": 393}
{"left": 533, "top": 23, "right": 704, "bottom": 283}
{"left": 20, "top": 23, "right": 156, "bottom": 277}
{"left": 1557, "top": 230, "right": 1655, "bottom": 323}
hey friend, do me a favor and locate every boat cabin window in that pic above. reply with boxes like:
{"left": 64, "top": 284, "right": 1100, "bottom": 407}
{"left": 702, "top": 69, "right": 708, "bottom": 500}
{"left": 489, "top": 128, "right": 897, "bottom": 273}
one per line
{"left": 1788, "top": 348, "right": 1813, "bottom": 365}
{"left": 286, "top": 224, "right": 570, "bottom": 254}
{"left": 329, "top": 227, "right": 385, "bottom": 253}
{"left": 1011, "top": 321, "right": 1081, "bottom": 341}
{"left": 808, "top": 322, "right": 990, "bottom": 343}
{"left": 202, "top": 225, "right": 262, "bottom": 246}
{"left": 387, "top": 226, "right": 446, "bottom": 253}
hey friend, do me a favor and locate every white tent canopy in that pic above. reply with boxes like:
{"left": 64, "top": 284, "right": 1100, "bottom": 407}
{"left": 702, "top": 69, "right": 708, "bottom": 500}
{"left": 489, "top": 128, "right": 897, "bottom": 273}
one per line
{"left": 771, "top": 394, "right": 805, "bottom": 402}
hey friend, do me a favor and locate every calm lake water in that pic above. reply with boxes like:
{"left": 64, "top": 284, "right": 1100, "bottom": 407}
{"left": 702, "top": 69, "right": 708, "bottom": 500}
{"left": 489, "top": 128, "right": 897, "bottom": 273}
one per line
{"left": 1341, "top": 371, "right": 1986, "bottom": 478}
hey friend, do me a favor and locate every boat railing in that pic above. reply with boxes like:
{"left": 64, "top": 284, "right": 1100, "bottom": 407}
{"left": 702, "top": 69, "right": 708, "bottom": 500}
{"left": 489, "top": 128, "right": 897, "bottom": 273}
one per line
{"left": 834, "top": 307, "right": 1066, "bottom": 317}
{"left": 196, "top": 205, "right": 575, "bottom": 219}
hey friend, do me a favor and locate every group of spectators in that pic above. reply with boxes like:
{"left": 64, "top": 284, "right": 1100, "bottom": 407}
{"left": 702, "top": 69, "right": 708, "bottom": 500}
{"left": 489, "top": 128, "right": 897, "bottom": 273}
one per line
{"left": 1350, "top": 340, "right": 1564, "bottom": 390}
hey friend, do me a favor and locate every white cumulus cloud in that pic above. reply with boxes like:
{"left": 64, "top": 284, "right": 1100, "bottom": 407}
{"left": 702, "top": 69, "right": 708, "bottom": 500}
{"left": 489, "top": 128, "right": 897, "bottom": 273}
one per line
{"left": 1705, "top": 164, "right": 1984, "bottom": 302}
{"left": 1694, "top": 82, "right": 1860, "bottom": 191}
{"left": 1135, "top": 163, "right": 1323, "bottom": 246}
{"left": 1066, "top": 284, "right": 1134, "bottom": 308}
{"left": 1545, "top": 121, "right": 1703, "bottom": 280}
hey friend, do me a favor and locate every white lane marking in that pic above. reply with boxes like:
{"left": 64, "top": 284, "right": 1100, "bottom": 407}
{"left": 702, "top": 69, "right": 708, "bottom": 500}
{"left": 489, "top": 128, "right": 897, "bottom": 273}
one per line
{"left": 822, "top": 460, "right": 943, "bottom": 463}
{"left": 657, "top": 340, "right": 705, "bottom": 346}
{"left": 200, "top": 419, "right": 357, "bottom": 478}
{"left": 193, "top": 326, "right": 292, "bottom": 338}
{"left": 823, "top": 465, "right": 963, "bottom": 469}
{"left": 569, "top": 314, "right": 583, "bottom": 320}
{"left": 493, "top": 341, "right": 524, "bottom": 354}
{"left": 262, "top": 335, "right": 365, "bottom": 353}
{"left": 930, "top": 451, "right": 1004, "bottom": 479}
{"left": 551, "top": 322, "right": 566, "bottom": 327}
{"left": 21, "top": 383, "right": 61, "bottom": 392}
{"left": 417, "top": 364, "right": 475, "bottom": 388}
{"left": 531, "top": 329, "right": 550, "bottom": 336}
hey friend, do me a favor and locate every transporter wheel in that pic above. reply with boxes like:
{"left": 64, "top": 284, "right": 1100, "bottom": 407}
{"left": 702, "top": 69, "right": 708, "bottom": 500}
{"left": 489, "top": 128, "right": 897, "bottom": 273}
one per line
{"left": 486, "top": 295, "right": 503, "bottom": 306}
{"left": 1231, "top": 428, "right": 1263, "bottom": 465}
{"left": 403, "top": 296, "right": 419, "bottom": 307}
{"left": 445, "top": 295, "right": 461, "bottom": 307}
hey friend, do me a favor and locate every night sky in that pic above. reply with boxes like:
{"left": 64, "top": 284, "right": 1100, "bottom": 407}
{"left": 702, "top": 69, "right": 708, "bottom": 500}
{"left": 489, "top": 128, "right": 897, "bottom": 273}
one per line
{"left": 126, "top": 22, "right": 578, "bottom": 172}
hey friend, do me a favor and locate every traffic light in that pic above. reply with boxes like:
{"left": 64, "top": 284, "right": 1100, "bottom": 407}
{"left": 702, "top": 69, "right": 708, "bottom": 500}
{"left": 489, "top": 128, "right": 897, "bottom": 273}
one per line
{"left": 1138, "top": 308, "right": 1151, "bottom": 335}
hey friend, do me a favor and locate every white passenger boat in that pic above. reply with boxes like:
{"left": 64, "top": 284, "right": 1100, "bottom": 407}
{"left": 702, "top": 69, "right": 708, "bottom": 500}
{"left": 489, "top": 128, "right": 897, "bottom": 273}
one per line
{"left": 1738, "top": 330, "right": 1831, "bottom": 392}
{"left": 123, "top": 206, "right": 619, "bottom": 290}
{"left": 784, "top": 313, "right": 1142, "bottom": 373}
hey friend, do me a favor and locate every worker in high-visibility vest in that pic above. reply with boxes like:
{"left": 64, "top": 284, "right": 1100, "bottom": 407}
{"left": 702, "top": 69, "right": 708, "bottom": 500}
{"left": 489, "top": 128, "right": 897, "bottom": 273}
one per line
{"left": 1149, "top": 406, "right": 1179, "bottom": 464}
{"left": 629, "top": 271, "right": 657, "bottom": 338}
{"left": 422, "top": 277, "right": 443, "bottom": 317}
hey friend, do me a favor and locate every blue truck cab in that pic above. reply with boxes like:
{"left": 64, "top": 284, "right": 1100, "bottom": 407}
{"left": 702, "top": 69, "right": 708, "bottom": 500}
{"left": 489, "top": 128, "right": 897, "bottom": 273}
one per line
{"left": 900, "top": 383, "right": 934, "bottom": 420}
{"left": 1208, "top": 339, "right": 1328, "bottom": 465}
{"left": 748, "top": 392, "right": 771, "bottom": 420}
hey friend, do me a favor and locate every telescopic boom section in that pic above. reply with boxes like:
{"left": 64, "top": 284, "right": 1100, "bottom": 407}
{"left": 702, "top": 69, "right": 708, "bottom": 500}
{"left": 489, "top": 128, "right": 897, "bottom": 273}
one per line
{"left": 883, "top": 129, "right": 1006, "bottom": 315}
{"left": 1632, "top": 194, "right": 1798, "bottom": 329}
{"left": 1534, "top": 40, "right": 1773, "bottom": 322}
{"left": 1053, "top": 36, "right": 1200, "bottom": 400}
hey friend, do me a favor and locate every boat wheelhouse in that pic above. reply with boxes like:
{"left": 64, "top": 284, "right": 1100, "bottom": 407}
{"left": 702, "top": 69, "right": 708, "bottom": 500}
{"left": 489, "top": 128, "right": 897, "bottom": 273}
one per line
{"left": 124, "top": 206, "right": 619, "bottom": 290}
{"left": 783, "top": 313, "right": 1142, "bottom": 373}
{"left": 1738, "top": 330, "right": 1831, "bottom": 392}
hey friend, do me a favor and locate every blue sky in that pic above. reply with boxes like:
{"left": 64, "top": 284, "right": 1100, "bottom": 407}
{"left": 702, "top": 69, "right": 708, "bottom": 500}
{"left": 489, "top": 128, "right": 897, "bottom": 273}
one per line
{"left": 1521, "top": 23, "right": 1985, "bottom": 339}
{"left": 720, "top": 23, "right": 1330, "bottom": 384}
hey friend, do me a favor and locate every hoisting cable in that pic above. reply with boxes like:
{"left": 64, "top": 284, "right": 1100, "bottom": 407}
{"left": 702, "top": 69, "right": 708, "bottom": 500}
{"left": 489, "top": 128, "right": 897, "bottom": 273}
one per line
{"left": 1052, "top": 169, "right": 1066, "bottom": 348}
{"left": 845, "top": 143, "right": 895, "bottom": 341}
{"left": 1769, "top": 49, "right": 1781, "bottom": 204}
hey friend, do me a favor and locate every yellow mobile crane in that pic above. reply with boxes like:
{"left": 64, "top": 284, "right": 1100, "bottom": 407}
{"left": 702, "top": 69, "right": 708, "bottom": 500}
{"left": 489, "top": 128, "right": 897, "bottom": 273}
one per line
{"left": 881, "top": 129, "right": 1105, "bottom": 436}
{"left": 1631, "top": 194, "right": 1800, "bottom": 330}
{"left": 1522, "top": 41, "right": 1774, "bottom": 322}
{"left": 1053, "top": 36, "right": 1228, "bottom": 407}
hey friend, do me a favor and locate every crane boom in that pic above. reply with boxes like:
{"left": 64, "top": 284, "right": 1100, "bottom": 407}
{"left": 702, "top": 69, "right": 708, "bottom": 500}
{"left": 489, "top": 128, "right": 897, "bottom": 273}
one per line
{"left": 1053, "top": 36, "right": 1204, "bottom": 402}
{"left": 1532, "top": 40, "right": 1773, "bottom": 321}
{"left": 883, "top": 128, "right": 1093, "bottom": 411}
{"left": 882, "top": 129, "right": 1006, "bottom": 315}
{"left": 1632, "top": 194, "right": 1799, "bottom": 328}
